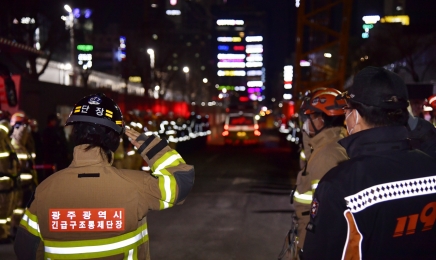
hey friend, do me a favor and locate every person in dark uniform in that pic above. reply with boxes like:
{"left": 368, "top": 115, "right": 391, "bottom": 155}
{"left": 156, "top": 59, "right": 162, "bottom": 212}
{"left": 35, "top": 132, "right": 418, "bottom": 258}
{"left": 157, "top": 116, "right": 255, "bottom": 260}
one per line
{"left": 302, "top": 67, "right": 436, "bottom": 259}
{"left": 42, "top": 113, "right": 70, "bottom": 171}
{"left": 407, "top": 111, "right": 436, "bottom": 159}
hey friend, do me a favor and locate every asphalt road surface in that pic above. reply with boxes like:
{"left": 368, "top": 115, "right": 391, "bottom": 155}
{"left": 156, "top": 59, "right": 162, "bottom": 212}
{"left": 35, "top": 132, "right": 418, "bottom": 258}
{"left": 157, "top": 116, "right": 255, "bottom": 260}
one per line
{"left": 1, "top": 130, "right": 300, "bottom": 260}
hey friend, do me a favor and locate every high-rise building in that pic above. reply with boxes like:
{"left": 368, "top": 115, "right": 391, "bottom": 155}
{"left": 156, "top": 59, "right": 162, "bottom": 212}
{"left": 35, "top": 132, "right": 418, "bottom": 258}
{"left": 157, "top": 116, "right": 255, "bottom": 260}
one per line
{"left": 212, "top": 7, "right": 266, "bottom": 106}
{"left": 143, "top": 0, "right": 221, "bottom": 102}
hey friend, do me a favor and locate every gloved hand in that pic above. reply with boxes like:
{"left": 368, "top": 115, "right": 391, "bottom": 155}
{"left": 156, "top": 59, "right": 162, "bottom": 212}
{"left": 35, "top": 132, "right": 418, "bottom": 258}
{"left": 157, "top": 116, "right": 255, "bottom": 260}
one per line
{"left": 124, "top": 127, "right": 142, "bottom": 149}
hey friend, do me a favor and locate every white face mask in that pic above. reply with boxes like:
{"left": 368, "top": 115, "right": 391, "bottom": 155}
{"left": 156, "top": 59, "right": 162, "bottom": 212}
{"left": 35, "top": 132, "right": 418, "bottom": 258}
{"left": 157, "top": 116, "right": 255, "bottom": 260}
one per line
{"left": 302, "top": 120, "right": 312, "bottom": 136}
{"left": 345, "top": 109, "right": 359, "bottom": 135}
{"left": 302, "top": 117, "right": 323, "bottom": 136}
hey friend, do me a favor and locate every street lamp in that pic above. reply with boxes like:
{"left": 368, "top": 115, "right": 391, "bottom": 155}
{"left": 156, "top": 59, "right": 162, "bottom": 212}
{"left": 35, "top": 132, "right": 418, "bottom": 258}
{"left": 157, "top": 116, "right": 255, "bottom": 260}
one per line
{"left": 64, "top": 5, "right": 76, "bottom": 86}
{"left": 183, "top": 66, "right": 190, "bottom": 83}
{"left": 64, "top": 4, "right": 72, "bottom": 13}
{"left": 183, "top": 66, "right": 190, "bottom": 101}
{"left": 146, "top": 49, "right": 155, "bottom": 96}
{"left": 147, "top": 49, "right": 155, "bottom": 69}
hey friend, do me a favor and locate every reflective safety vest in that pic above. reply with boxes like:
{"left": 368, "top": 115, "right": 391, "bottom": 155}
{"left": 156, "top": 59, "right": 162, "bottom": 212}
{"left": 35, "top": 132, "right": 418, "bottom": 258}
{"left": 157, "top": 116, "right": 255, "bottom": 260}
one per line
{"left": 20, "top": 209, "right": 149, "bottom": 259}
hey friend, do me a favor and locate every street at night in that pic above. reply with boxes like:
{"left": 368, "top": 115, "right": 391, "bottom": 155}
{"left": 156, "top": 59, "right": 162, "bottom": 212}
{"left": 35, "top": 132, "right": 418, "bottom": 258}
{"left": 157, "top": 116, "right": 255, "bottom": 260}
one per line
{"left": 1, "top": 0, "right": 436, "bottom": 258}
{"left": 1, "top": 130, "right": 300, "bottom": 260}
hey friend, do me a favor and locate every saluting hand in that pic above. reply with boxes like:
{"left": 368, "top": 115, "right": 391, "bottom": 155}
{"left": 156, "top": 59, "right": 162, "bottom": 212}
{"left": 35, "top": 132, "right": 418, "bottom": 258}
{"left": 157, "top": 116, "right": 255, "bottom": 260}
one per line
{"left": 124, "top": 127, "right": 142, "bottom": 149}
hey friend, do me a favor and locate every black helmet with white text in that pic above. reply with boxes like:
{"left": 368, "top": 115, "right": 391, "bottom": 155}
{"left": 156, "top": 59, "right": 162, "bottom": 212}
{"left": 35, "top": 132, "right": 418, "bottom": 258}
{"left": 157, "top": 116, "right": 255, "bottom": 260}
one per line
{"left": 65, "top": 93, "right": 125, "bottom": 135}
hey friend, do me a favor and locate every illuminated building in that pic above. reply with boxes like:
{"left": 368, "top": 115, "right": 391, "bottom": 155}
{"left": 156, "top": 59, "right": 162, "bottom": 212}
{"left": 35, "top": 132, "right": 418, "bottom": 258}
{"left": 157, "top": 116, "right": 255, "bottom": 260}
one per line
{"left": 142, "top": 0, "right": 227, "bottom": 102}
{"left": 213, "top": 9, "right": 266, "bottom": 104}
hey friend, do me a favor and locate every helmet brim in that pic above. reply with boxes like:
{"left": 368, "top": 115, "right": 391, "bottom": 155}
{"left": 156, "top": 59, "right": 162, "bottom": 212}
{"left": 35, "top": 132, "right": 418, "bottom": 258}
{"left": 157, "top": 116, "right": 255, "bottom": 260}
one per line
{"left": 66, "top": 115, "right": 124, "bottom": 134}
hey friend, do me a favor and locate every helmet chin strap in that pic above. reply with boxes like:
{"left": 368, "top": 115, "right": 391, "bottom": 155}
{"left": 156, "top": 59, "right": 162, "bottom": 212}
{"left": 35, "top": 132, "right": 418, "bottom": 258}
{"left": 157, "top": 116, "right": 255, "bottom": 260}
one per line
{"left": 309, "top": 116, "right": 325, "bottom": 136}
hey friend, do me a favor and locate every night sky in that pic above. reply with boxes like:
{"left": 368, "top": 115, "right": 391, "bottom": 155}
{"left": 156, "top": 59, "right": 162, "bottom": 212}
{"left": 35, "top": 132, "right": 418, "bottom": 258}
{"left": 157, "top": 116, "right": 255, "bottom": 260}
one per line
{"left": 65, "top": 0, "right": 436, "bottom": 61}
{"left": 35, "top": 0, "right": 436, "bottom": 102}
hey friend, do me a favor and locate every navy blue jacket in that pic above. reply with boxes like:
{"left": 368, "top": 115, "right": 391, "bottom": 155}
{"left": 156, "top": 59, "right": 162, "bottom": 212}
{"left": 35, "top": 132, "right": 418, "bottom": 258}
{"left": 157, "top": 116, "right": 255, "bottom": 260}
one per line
{"left": 303, "top": 126, "right": 436, "bottom": 260}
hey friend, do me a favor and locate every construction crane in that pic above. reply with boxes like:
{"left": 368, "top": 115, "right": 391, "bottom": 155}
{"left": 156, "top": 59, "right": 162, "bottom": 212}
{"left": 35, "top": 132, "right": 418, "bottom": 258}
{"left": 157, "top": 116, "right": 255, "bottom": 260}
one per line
{"left": 294, "top": 0, "right": 353, "bottom": 97}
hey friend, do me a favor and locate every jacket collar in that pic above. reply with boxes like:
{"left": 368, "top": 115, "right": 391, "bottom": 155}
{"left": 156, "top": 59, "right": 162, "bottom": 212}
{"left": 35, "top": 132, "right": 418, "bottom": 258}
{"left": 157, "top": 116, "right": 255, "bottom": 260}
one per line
{"left": 308, "top": 126, "right": 347, "bottom": 149}
{"left": 338, "top": 126, "right": 410, "bottom": 158}
{"left": 69, "top": 144, "right": 113, "bottom": 167}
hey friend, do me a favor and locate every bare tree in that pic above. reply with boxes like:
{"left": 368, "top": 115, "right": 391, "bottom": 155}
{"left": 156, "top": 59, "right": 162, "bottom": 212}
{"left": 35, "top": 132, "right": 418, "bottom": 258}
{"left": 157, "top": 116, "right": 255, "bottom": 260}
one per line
{"left": 1, "top": 0, "right": 66, "bottom": 79}
{"left": 355, "top": 23, "right": 436, "bottom": 82}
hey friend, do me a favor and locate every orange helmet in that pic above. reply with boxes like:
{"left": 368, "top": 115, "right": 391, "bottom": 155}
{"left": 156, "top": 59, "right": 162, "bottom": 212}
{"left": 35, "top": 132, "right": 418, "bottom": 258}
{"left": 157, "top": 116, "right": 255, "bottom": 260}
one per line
{"left": 10, "top": 112, "right": 28, "bottom": 127}
{"left": 428, "top": 95, "right": 436, "bottom": 109}
{"left": 300, "top": 88, "right": 346, "bottom": 116}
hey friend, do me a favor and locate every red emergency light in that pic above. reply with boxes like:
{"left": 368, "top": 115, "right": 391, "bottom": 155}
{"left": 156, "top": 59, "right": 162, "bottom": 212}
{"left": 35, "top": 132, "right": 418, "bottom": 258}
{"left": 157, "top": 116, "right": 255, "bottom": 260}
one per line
{"left": 233, "top": 45, "right": 245, "bottom": 51}
{"left": 239, "top": 96, "right": 249, "bottom": 102}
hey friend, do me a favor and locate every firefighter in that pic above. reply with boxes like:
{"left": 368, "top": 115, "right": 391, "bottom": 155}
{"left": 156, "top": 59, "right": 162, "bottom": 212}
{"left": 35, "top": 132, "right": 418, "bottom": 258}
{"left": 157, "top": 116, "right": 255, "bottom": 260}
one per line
{"left": 407, "top": 98, "right": 436, "bottom": 159}
{"left": 42, "top": 113, "right": 70, "bottom": 171}
{"left": 288, "top": 88, "right": 348, "bottom": 258}
{"left": 0, "top": 110, "right": 17, "bottom": 176}
{"left": 10, "top": 112, "right": 37, "bottom": 183}
{"left": 0, "top": 110, "right": 20, "bottom": 240}
{"left": 9, "top": 112, "right": 37, "bottom": 238}
{"left": 302, "top": 67, "right": 436, "bottom": 259}
{"left": 14, "top": 93, "right": 195, "bottom": 259}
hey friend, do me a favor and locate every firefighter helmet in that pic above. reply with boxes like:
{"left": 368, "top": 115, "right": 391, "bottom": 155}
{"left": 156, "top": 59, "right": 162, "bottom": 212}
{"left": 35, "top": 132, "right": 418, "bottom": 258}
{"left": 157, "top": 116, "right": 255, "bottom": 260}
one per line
{"left": 65, "top": 93, "right": 125, "bottom": 135}
{"left": 300, "top": 88, "right": 347, "bottom": 116}
{"left": 428, "top": 95, "right": 436, "bottom": 109}
{"left": 10, "top": 112, "right": 28, "bottom": 127}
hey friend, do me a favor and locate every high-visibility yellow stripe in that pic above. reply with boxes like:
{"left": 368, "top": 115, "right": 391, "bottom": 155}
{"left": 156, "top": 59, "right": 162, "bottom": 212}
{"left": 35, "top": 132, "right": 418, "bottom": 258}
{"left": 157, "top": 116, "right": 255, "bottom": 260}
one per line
{"left": 116, "top": 120, "right": 123, "bottom": 125}
{"left": 153, "top": 168, "right": 176, "bottom": 209}
{"left": 17, "top": 153, "right": 30, "bottom": 159}
{"left": 0, "top": 176, "right": 11, "bottom": 181}
{"left": 151, "top": 150, "right": 184, "bottom": 209}
{"left": 300, "top": 150, "right": 306, "bottom": 160}
{"left": 20, "top": 210, "right": 41, "bottom": 238}
{"left": 125, "top": 248, "right": 138, "bottom": 260}
{"left": 152, "top": 151, "right": 184, "bottom": 172}
{"left": 0, "top": 124, "right": 9, "bottom": 133}
{"left": 44, "top": 223, "right": 148, "bottom": 259}
{"left": 126, "top": 249, "right": 134, "bottom": 260}
{"left": 74, "top": 106, "right": 81, "bottom": 113}
{"left": 293, "top": 190, "right": 313, "bottom": 204}
{"left": 156, "top": 169, "right": 177, "bottom": 209}
{"left": 0, "top": 152, "right": 10, "bottom": 158}
{"left": 311, "top": 180, "right": 319, "bottom": 190}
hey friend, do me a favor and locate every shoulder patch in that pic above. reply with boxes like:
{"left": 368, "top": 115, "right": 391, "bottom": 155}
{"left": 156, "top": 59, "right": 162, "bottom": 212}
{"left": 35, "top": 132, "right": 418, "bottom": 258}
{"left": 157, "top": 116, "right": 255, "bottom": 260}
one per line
{"left": 306, "top": 222, "right": 316, "bottom": 233}
{"left": 310, "top": 198, "right": 319, "bottom": 218}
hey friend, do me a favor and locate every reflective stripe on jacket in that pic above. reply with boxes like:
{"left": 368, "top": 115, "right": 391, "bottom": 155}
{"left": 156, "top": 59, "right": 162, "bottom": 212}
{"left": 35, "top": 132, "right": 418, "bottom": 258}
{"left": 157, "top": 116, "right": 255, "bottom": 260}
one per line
{"left": 293, "top": 127, "right": 348, "bottom": 206}
{"left": 292, "top": 127, "right": 348, "bottom": 249}
{"left": 20, "top": 209, "right": 149, "bottom": 259}
{"left": 14, "top": 135, "right": 194, "bottom": 260}
{"left": 303, "top": 126, "right": 436, "bottom": 259}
